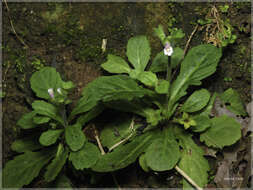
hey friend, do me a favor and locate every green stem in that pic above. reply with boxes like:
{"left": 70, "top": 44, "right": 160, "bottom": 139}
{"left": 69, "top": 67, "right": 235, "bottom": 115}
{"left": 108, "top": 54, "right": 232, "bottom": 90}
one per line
{"left": 165, "top": 56, "right": 171, "bottom": 119}
{"left": 60, "top": 104, "right": 68, "bottom": 128}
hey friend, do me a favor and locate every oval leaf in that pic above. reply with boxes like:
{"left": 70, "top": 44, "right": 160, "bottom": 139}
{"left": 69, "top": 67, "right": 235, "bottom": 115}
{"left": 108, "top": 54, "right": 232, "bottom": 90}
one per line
{"left": 17, "top": 111, "right": 37, "bottom": 129}
{"left": 135, "top": 71, "right": 158, "bottom": 87}
{"left": 168, "top": 45, "right": 222, "bottom": 115}
{"left": 145, "top": 128, "right": 180, "bottom": 171}
{"left": 3, "top": 149, "right": 55, "bottom": 188}
{"left": 126, "top": 35, "right": 151, "bottom": 72}
{"left": 92, "top": 132, "right": 152, "bottom": 172}
{"left": 174, "top": 127, "right": 210, "bottom": 188}
{"left": 32, "top": 100, "right": 64, "bottom": 125}
{"left": 101, "top": 54, "right": 131, "bottom": 74}
{"left": 44, "top": 146, "right": 69, "bottom": 182}
{"left": 149, "top": 51, "right": 168, "bottom": 73}
{"left": 65, "top": 123, "right": 86, "bottom": 151}
{"left": 70, "top": 75, "right": 153, "bottom": 117}
{"left": 30, "top": 67, "right": 63, "bottom": 100}
{"left": 11, "top": 136, "right": 42, "bottom": 153}
{"left": 171, "top": 47, "right": 184, "bottom": 68}
{"left": 200, "top": 115, "right": 241, "bottom": 149}
{"left": 181, "top": 89, "right": 211, "bottom": 113}
{"left": 139, "top": 154, "right": 149, "bottom": 172}
{"left": 220, "top": 88, "right": 247, "bottom": 116}
{"left": 69, "top": 142, "right": 100, "bottom": 170}
{"left": 39, "top": 129, "right": 64, "bottom": 146}
{"left": 33, "top": 116, "right": 51, "bottom": 124}
{"left": 100, "top": 115, "right": 133, "bottom": 148}
{"left": 155, "top": 79, "right": 170, "bottom": 94}
{"left": 191, "top": 115, "right": 211, "bottom": 133}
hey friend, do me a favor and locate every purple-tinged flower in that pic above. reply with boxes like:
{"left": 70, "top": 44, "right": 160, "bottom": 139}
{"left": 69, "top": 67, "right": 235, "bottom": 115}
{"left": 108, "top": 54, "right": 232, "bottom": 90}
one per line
{"left": 48, "top": 88, "right": 54, "bottom": 99}
{"left": 57, "top": 88, "right": 62, "bottom": 95}
{"left": 164, "top": 42, "right": 173, "bottom": 56}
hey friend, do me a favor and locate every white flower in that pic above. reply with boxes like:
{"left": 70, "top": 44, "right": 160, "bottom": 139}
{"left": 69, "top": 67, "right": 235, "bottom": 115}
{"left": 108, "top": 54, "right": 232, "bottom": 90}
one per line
{"left": 48, "top": 88, "right": 54, "bottom": 99}
{"left": 57, "top": 88, "right": 62, "bottom": 95}
{"left": 164, "top": 42, "right": 173, "bottom": 56}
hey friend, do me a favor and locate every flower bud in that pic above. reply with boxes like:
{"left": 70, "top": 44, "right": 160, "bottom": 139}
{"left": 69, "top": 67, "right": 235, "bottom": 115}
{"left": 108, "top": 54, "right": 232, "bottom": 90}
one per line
{"left": 48, "top": 88, "right": 54, "bottom": 99}
{"left": 57, "top": 88, "right": 62, "bottom": 95}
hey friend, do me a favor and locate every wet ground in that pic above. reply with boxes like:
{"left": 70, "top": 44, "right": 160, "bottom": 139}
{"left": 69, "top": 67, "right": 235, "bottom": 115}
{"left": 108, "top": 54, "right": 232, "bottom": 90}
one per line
{"left": 2, "top": 1, "right": 251, "bottom": 188}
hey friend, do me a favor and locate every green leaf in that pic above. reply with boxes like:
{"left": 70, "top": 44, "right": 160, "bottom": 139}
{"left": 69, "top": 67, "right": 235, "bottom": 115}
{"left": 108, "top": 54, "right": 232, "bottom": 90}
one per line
{"left": 170, "top": 29, "right": 185, "bottom": 41}
{"left": 30, "top": 67, "right": 63, "bottom": 100}
{"left": 76, "top": 105, "right": 104, "bottom": 126}
{"left": 52, "top": 173, "right": 72, "bottom": 188}
{"left": 17, "top": 111, "right": 37, "bottom": 129}
{"left": 200, "top": 115, "right": 241, "bottom": 149}
{"left": 181, "top": 89, "right": 211, "bottom": 113}
{"left": 44, "top": 146, "right": 69, "bottom": 182}
{"left": 126, "top": 35, "right": 151, "bottom": 72}
{"left": 219, "top": 88, "right": 247, "bottom": 116}
{"left": 154, "top": 25, "right": 166, "bottom": 42}
{"left": 70, "top": 75, "right": 153, "bottom": 117}
{"left": 33, "top": 116, "right": 51, "bottom": 124}
{"left": 200, "top": 92, "right": 217, "bottom": 116}
{"left": 32, "top": 100, "right": 64, "bottom": 125}
{"left": 171, "top": 47, "right": 184, "bottom": 68}
{"left": 174, "top": 127, "right": 210, "bottom": 188}
{"left": 101, "top": 54, "right": 131, "bottom": 74}
{"left": 11, "top": 136, "right": 42, "bottom": 153}
{"left": 3, "top": 148, "right": 55, "bottom": 188}
{"left": 144, "top": 108, "right": 162, "bottom": 126}
{"left": 149, "top": 51, "right": 168, "bottom": 73}
{"left": 65, "top": 123, "right": 86, "bottom": 151}
{"left": 191, "top": 115, "right": 211, "bottom": 133}
{"left": 149, "top": 48, "right": 183, "bottom": 73}
{"left": 92, "top": 132, "right": 153, "bottom": 172}
{"left": 104, "top": 99, "right": 151, "bottom": 118}
{"left": 134, "top": 71, "right": 158, "bottom": 87}
{"left": 100, "top": 115, "right": 133, "bottom": 148}
{"left": 69, "top": 142, "right": 100, "bottom": 170}
{"left": 168, "top": 45, "right": 222, "bottom": 117}
{"left": 62, "top": 81, "right": 75, "bottom": 90}
{"left": 139, "top": 154, "right": 149, "bottom": 172}
{"left": 155, "top": 79, "right": 170, "bottom": 94}
{"left": 39, "top": 129, "right": 64, "bottom": 146}
{"left": 145, "top": 127, "right": 180, "bottom": 171}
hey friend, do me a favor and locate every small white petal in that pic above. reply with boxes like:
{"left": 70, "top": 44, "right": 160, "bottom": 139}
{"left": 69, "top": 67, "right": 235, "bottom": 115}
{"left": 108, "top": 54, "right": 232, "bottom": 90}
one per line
{"left": 48, "top": 88, "right": 54, "bottom": 99}
{"left": 164, "top": 46, "right": 173, "bottom": 56}
{"left": 57, "top": 88, "right": 62, "bottom": 95}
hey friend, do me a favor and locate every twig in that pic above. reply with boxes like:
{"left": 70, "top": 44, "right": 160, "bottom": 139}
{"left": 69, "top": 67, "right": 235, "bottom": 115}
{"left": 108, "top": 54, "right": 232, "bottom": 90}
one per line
{"left": 171, "top": 25, "right": 199, "bottom": 81}
{"left": 92, "top": 125, "right": 105, "bottom": 155}
{"left": 183, "top": 24, "right": 198, "bottom": 57}
{"left": 175, "top": 165, "right": 203, "bottom": 190}
{"left": 109, "top": 133, "right": 133, "bottom": 152}
{"left": 4, "top": 0, "right": 28, "bottom": 49}
{"left": 109, "top": 118, "right": 135, "bottom": 152}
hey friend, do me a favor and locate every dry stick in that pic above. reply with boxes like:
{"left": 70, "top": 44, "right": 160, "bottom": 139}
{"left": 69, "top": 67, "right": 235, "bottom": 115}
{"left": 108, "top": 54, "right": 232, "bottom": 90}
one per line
{"left": 108, "top": 118, "right": 135, "bottom": 152}
{"left": 171, "top": 25, "right": 199, "bottom": 81}
{"left": 175, "top": 165, "right": 203, "bottom": 190}
{"left": 183, "top": 24, "right": 199, "bottom": 57}
{"left": 109, "top": 133, "right": 133, "bottom": 152}
{"left": 93, "top": 125, "right": 105, "bottom": 155}
{"left": 4, "top": 0, "right": 29, "bottom": 49}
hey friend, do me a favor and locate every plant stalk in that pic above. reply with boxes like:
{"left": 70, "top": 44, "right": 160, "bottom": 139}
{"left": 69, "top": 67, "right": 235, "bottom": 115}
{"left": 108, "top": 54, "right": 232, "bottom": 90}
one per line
{"left": 165, "top": 56, "right": 171, "bottom": 118}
